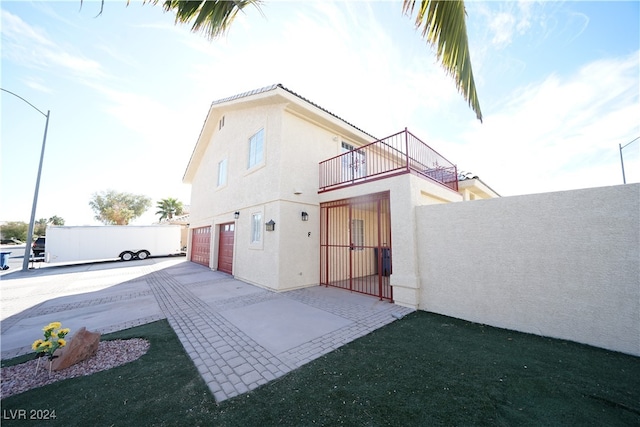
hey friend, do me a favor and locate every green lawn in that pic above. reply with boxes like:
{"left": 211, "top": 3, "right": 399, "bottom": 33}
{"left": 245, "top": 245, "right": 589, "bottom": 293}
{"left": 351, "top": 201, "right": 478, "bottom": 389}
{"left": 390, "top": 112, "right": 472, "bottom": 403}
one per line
{"left": 2, "top": 312, "right": 639, "bottom": 426}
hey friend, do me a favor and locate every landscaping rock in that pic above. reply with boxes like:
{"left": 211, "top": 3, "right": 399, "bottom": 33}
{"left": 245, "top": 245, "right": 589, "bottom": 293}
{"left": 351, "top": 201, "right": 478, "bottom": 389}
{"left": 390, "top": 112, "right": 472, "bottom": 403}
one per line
{"left": 51, "top": 327, "right": 101, "bottom": 371}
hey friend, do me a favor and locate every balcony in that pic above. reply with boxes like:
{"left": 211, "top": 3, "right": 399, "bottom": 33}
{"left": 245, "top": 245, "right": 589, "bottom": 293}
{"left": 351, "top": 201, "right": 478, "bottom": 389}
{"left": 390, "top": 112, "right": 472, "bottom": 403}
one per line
{"left": 319, "top": 128, "right": 458, "bottom": 193}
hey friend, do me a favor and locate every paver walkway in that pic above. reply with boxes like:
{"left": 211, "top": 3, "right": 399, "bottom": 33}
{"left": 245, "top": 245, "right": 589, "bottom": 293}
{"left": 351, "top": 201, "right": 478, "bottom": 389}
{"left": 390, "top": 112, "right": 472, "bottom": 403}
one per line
{"left": 1, "top": 259, "right": 414, "bottom": 402}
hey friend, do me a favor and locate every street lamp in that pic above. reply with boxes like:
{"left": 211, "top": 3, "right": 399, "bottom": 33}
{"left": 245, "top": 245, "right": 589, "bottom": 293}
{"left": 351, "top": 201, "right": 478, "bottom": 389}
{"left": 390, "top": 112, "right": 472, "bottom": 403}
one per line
{"left": 619, "top": 136, "right": 639, "bottom": 185}
{"left": 0, "top": 88, "right": 51, "bottom": 271}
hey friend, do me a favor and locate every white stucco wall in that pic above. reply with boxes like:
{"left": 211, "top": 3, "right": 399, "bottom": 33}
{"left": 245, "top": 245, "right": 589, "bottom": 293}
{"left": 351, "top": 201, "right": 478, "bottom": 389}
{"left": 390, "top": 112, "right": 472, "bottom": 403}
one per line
{"left": 416, "top": 184, "right": 640, "bottom": 356}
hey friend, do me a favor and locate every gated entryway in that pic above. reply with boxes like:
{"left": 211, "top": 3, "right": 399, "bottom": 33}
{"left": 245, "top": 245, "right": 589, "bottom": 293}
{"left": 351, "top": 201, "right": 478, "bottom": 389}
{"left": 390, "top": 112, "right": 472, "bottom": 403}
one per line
{"left": 191, "top": 226, "right": 211, "bottom": 267}
{"left": 320, "top": 191, "right": 392, "bottom": 301}
{"left": 217, "top": 223, "right": 235, "bottom": 275}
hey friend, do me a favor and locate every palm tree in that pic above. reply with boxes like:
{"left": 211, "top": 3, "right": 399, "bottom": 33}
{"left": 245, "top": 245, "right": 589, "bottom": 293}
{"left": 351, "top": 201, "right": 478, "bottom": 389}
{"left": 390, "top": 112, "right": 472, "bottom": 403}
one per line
{"left": 96, "top": 0, "right": 482, "bottom": 121}
{"left": 48, "top": 215, "right": 65, "bottom": 226}
{"left": 156, "top": 198, "right": 184, "bottom": 221}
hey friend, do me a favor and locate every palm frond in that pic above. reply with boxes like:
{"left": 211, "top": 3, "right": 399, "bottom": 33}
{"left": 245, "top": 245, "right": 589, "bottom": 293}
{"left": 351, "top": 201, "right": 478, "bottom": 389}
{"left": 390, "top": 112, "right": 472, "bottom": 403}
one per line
{"left": 159, "top": 0, "right": 263, "bottom": 39}
{"left": 403, "top": 0, "right": 482, "bottom": 122}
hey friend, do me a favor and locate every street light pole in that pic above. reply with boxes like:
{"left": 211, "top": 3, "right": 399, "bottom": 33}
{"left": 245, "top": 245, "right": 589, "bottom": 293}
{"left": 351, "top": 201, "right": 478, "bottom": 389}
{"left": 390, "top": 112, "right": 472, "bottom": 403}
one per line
{"left": 0, "top": 88, "right": 51, "bottom": 271}
{"left": 619, "top": 136, "right": 640, "bottom": 185}
{"left": 23, "top": 110, "right": 50, "bottom": 271}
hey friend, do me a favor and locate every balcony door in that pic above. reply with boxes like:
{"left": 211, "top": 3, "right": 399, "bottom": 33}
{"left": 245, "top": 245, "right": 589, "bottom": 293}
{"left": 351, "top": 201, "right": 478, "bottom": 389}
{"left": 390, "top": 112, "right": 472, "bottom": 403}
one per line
{"left": 341, "top": 142, "right": 366, "bottom": 182}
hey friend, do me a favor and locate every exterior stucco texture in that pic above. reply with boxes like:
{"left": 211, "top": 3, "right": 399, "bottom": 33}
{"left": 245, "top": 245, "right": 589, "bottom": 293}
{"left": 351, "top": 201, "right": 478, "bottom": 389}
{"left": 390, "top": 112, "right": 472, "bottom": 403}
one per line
{"left": 416, "top": 184, "right": 640, "bottom": 356}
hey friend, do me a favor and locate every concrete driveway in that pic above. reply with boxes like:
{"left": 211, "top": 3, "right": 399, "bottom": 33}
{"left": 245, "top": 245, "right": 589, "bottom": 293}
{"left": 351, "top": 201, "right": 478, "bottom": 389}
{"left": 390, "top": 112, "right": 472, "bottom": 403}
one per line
{"left": 0, "top": 258, "right": 412, "bottom": 402}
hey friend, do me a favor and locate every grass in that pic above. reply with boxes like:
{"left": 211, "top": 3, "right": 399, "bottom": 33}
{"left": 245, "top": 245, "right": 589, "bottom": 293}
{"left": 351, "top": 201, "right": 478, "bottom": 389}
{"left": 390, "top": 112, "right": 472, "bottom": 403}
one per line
{"left": 1, "top": 313, "right": 639, "bottom": 426}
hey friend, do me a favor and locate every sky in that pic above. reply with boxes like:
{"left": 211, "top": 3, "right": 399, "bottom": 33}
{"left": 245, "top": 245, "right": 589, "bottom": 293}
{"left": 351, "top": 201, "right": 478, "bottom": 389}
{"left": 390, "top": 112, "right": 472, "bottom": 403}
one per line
{"left": 1, "top": 0, "right": 639, "bottom": 226}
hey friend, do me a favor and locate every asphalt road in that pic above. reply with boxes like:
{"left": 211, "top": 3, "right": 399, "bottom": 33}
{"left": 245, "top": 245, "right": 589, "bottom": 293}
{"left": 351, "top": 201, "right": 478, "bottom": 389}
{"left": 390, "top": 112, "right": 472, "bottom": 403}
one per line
{"left": 0, "top": 245, "right": 186, "bottom": 277}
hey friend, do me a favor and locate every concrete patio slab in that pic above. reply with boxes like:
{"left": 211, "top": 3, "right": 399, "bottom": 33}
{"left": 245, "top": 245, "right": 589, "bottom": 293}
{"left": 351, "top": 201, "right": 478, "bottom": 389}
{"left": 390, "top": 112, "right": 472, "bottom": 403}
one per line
{"left": 220, "top": 298, "right": 352, "bottom": 355}
{"left": 188, "top": 279, "right": 266, "bottom": 304}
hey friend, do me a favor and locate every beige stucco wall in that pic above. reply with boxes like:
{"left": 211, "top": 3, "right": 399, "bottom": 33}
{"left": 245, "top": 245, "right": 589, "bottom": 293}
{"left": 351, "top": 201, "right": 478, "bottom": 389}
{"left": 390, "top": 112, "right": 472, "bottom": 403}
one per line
{"left": 416, "top": 184, "right": 640, "bottom": 356}
{"left": 186, "top": 93, "right": 375, "bottom": 291}
{"left": 185, "top": 87, "right": 492, "bottom": 303}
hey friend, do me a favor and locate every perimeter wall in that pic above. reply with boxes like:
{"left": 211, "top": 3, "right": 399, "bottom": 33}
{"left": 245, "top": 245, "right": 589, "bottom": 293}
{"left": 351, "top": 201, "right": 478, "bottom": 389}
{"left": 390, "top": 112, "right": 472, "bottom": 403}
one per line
{"left": 416, "top": 184, "right": 639, "bottom": 356}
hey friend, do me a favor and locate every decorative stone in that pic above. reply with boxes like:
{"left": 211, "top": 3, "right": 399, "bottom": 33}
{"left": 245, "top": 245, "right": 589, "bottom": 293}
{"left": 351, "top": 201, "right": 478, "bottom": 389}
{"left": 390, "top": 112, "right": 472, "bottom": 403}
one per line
{"left": 51, "top": 327, "right": 101, "bottom": 371}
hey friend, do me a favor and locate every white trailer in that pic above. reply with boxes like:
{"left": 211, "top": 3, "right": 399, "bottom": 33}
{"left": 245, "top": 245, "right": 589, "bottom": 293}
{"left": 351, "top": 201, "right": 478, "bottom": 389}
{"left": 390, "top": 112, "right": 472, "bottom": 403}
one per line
{"left": 45, "top": 225, "right": 183, "bottom": 263}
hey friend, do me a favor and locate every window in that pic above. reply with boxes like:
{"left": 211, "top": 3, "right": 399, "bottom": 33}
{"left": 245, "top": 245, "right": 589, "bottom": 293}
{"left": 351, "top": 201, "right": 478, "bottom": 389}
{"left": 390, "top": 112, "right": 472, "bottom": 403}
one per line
{"left": 251, "top": 212, "right": 262, "bottom": 244}
{"left": 217, "top": 158, "right": 227, "bottom": 187}
{"left": 351, "top": 219, "right": 364, "bottom": 250}
{"left": 248, "top": 129, "right": 264, "bottom": 169}
{"left": 341, "top": 141, "right": 366, "bottom": 181}
{"left": 218, "top": 115, "right": 225, "bottom": 130}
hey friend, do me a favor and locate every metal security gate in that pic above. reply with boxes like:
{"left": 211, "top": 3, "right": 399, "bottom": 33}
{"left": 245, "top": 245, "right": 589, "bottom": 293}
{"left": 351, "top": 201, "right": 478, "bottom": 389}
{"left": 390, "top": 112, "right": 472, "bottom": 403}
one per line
{"left": 217, "top": 223, "right": 235, "bottom": 274}
{"left": 191, "top": 226, "right": 211, "bottom": 267}
{"left": 320, "top": 191, "right": 392, "bottom": 301}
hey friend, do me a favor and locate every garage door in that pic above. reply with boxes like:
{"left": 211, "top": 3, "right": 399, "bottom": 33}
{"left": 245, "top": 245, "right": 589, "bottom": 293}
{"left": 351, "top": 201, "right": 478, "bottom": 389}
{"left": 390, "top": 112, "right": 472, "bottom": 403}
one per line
{"left": 191, "top": 226, "right": 211, "bottom": 267}
{"left": 218, "top": 223, "right": 235, "bottom": 274}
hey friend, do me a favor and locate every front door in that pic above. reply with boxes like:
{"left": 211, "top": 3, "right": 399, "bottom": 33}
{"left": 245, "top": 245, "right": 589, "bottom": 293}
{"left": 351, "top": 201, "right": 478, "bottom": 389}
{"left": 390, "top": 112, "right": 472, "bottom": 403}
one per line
{"left": 218, "top": 223, "right": 235, "bottom": 274}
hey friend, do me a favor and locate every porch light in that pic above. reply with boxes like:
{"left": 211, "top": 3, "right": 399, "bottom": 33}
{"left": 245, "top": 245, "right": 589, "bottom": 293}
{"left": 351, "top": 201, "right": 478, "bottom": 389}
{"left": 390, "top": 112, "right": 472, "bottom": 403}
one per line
{"left": 234, "top": 211, "right": 240, "bottom": 219}
{"left": 301, "top": 211, "right": 309, "bottom": 221}
{"left": 265, "top": 220, "right": 275, "bottom": 231}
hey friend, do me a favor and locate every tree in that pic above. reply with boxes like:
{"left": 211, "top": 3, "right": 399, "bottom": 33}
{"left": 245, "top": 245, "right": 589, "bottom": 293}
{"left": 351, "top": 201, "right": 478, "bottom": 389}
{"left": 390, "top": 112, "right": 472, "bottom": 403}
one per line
{"left": 48, "top": 215, "right": 65, "bottom": 226}
{"left": 34, "top": 216, "right": 65, "bottom": 236}
{"left": 93, "top": 0, "right": 482, "bottom": 121}
{"left": 0, "top": 221, "right": 28, "bottom": 242}
{"left": 34, "top": 218, "right": 48, "bottom": 237}
{"left": 89, "top": 190, "right": 152, "bottom": 225}
{"left": 156, "top": 197, "right": 184, "bottom": 221}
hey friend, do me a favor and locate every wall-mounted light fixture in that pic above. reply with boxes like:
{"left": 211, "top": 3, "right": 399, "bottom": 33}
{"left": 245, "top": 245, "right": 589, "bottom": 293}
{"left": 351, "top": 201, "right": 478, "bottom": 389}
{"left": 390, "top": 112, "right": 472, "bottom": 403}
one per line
{"left": 234, "top": 211, "right": 240, "bottom": 219}
{"left": 265, "top": 219, "right": 275, "bottom": 231}
{"left": 301, "top": 211, "right": 309, "bottom": 221}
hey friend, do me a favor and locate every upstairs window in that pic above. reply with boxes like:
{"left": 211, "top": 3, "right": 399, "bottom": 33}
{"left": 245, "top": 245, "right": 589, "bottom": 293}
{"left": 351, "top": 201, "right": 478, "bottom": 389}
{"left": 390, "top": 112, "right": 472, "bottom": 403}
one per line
{"left": 217, "top": 158, "right": 227, "bottom": 187}
{"left": 248, "top": 128, "right": 264, "bottom": 169}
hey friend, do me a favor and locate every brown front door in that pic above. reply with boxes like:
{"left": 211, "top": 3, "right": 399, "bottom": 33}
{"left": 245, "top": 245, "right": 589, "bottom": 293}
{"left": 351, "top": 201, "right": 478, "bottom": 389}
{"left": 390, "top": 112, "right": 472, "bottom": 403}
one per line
{"left": 218, "top": 223, "right": 235, "bottom": 274}
{"left": 191, "top": 226, "right": 211, "bottom": 267}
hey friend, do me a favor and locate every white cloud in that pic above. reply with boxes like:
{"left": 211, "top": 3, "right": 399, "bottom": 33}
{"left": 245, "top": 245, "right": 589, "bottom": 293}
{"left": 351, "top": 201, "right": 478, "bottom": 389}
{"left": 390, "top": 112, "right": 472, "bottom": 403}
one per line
{"left": 1, "top": 9, "right": 106, "bottom": 79}
{"left": 0, "top": 9, "right": 54, "bottom": 47}
{"left": 22, "top": 77, "right": 54, "bottom": 94}
{"left": 44, "top": 50, "right": 103, "bottom": 75}
{"left": 453, "top": 52, "right": 640, "bottom": 196}
{"left": 489, "top": 12, "right": 517, "bottom": 48}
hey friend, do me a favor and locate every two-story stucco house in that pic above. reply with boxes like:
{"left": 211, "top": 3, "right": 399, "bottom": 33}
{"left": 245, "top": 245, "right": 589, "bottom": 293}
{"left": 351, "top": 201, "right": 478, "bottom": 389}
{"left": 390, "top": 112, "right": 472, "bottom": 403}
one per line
{"left": 183, "top": 84, "right": 498, "bottom": 309}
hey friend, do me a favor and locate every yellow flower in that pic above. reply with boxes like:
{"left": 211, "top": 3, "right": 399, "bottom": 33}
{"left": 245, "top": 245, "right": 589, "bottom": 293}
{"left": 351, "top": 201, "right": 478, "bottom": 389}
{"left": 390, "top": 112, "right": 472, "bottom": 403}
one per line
{"left": 49, "top": 322, "right": 62, "bottom": 330}
{"left": 57, "top": 338, "right": 66, "bottom": 347}
{"left": 41, "top": 341, "right": 52, "bottom": 348}
{"left": 32, "top": 339, "right": 44, "bottom": 351}
{"left": 58, "top": 328, "right": 70, "bottom": 337}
